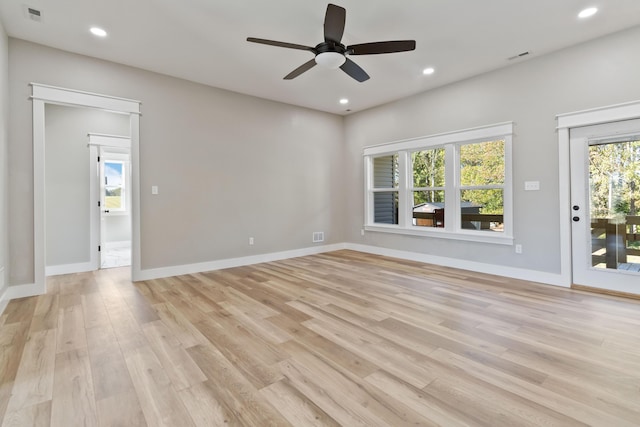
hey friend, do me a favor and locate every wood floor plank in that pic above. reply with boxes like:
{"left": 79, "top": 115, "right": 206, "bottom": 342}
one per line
{"left": 5, "top": 329, "right": 57, "bottom": 412}
{"left": 151, "top": 303, "right": 209, "bottom": 349}
{"left": 187, "top": 343, "right": 292, "bottom": 426}
{"left": 260, "top": 379, "right": 341, "bottom": 427}
{"left": 280, "top": 340, "right": 435, "bottom": 427}
{"left": 0, "top": 400, "right": 51, "bottom": 427}
{"left": 364, "top": 369, "right": 473, "bottom": 427}
{"left": 29, "top": 295, "right": 59, "bottom": 333}
{"left": 86, "top": 324, "right": 135, "bottom": 401}
{"left": 123, "top": 344, "right": 196, "bottom": 427}
{"left": 96, "top": 390, "right": 147, "bottom": 427}
{"left": 177, "top": 380, "right": 238, "bottom": 426}
{"left": 141, "top": 320, "right": 207, "bottom": 391}
{"left": 50, "top": 348, "right": 98, "bottom": 427}
{"left": 429, "top": 347, "right": 640, "bottom": 427}
{"left": 194, "top": 319, "right": 285, "bottom": 389}
{"left": 1, "top": 250, "right": 640, "bottom": 426}
{"left": 55, "top": 303, "right": 87, "bottom": 354}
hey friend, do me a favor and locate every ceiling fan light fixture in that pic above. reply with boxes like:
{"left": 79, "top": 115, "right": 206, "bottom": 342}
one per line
{"left": 315, "top": 51, "right": 346, "bottom": 69}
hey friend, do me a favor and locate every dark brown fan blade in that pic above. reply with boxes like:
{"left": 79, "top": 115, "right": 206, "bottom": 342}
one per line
{"left": 284, "top": 59, "right": 317, "bottom": 80}
{"left": 340, "top": 58, "right": 369, "bottom": 82}
{"left": 347, "top": 40, "right": 416, "bottom": 55}
{"left": 324, "top": 4, "right": 346, "bottom": 43}
{"left": 247, "top": 37, "right": 315, "bottom": 52}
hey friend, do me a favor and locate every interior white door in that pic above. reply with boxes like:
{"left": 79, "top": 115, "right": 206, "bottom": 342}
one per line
{"left": 570, "top": 119, "right": 640, "bottom": 294}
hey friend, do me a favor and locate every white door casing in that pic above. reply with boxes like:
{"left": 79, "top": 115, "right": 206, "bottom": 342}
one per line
{"left": 558, "top": 100, "right": 640, "bottom": 295}
{"left": 31, "top": 84, "right": 141, "bottom": 293}
{"left": 569, "top": 119, "right": 640, "bottom": 294}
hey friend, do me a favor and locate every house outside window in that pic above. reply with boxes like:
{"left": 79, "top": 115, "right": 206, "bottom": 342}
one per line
{"left": 364, "top": 122, "right": 513, "bottom": 245}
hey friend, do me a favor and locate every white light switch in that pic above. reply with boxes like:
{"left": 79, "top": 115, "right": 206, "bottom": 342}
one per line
{"left": 151, "top": 185, "right": 159, "bottom": 195}
{"left": 524, "top": 181, "right": 540, "bottom": 191}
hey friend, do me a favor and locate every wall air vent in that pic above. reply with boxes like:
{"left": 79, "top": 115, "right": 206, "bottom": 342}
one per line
{"left": 312, "top": 232, "right": 325, "bottom": 243}
{"left": 507, "top": 51, "right": 530, "bottom": 61}
{"left": 23, "top": 6, "right": 42, "bottom": 22}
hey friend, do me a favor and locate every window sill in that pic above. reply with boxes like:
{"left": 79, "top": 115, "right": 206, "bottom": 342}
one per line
{"left": 364, "top": 224, "right": 514, "bottom": 245}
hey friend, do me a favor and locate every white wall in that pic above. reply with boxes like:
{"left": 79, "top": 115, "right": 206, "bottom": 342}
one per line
{"left": 0, "top": 20, "right": 8, "bottom": 297}
{"left": 44, "top": 104, "right": 129, "bottom": 268}
{"left": 104, "top": 216, "right": 131, "bottom": 243}
{"left": 344, "top": 25, "right": 640, "bottom": 275}
{"left": 7, "top": 39, "right": 345, "bottom": 285}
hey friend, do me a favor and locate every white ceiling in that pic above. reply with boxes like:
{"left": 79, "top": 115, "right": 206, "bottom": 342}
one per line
{"left": 2, "top": 0, "right": 640, "bottom": 115}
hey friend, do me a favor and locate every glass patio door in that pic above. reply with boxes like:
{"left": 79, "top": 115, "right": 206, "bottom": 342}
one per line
{"left": 570, "top": 120, "right": 640, "bottom": 294}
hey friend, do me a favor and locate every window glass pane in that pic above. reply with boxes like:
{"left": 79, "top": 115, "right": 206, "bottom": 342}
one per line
{"left": 412, "top": 148, "right": 445, "bottom": 188}
{"left": 460, "top": 189, "right": 503, "bottom": 232}
{"left": 460, "top": 140, "right": 504, "bottom": 186}
{"left": 373, "top": 154, "right": 399, "bottom": 188}
{"left": 413, "top": 191, "right": 445, "bottom": 227}
{"left": 374, "top": 191, "right": 399, "bottom": 224}
{"left": 588, "top": 139, "right": 640, "bottom": 270}
{"left": 105, "top": 161, "right": 124, "bottom": 210}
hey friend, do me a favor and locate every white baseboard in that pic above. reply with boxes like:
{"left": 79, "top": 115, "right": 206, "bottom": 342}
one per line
{"left": 344, "top": 243, "right": 569, "bottom": 288}
{"left": 137, "top": 241, "right": 566, "bottom": 288}
{"left": 0, "top": 282, "right": 43, "bottom": 315}
{"left": 136, "top": 243, "right": 347, "bottom": 281}
{"left": 1, "top": 241, "right": 569, "bottom": 316}
{"left": 46, "top": 261, "right": 95, "bottom": 276}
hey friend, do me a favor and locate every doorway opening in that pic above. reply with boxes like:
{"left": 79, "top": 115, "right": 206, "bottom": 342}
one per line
{"left": 89, "top": 134, "right": 132, "bottom": 270}
{"left": 558, "top": 100, "right": 640, "bottom": 296}
{"left": 32, "top": 83, "right": 141, "bottom": 293}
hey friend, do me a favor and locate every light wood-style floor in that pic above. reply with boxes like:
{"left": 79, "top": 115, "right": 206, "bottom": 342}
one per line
{"left": 1, "top": 250, "right": 639, "bottom": 426}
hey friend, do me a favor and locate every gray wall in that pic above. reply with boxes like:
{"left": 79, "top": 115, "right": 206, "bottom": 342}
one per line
{"left": 8, "top": 39, "right": 345, "bottom": 285}
{"left": 44, "top": 104, "right": 129, "bottom": 267}
{"left": 0, "top": 21, "right": 7, "bottom": 293}
{"left": 344, "top": 25, "right": 640, "bottom": 274}
{"left": 104, "top": 216, "right": 131, "bottom": 244}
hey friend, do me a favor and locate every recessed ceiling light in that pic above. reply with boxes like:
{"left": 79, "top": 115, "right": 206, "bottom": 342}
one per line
{"left": 423, "top": 67, "right": 435, "bottom": 75}
{"left": 339, "top": 98, "right": 349, "bottom": 105}
{"left": 90, "top": 27, "right": 107, "bottom": 37}
{"left": 578, "top": 7, "right": 598, "bottom": 18}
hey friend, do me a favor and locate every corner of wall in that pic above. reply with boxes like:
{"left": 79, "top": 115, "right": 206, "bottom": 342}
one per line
{"left": 0, "top": 17, "right": 10, "bottom": 314}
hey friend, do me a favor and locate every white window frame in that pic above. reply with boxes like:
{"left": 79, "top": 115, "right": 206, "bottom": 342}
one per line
{"left": 363, "top": 122, "right": 513, "bottom": 245}
{"left": 102, "top": 158, "right": 128, "bottom": 214}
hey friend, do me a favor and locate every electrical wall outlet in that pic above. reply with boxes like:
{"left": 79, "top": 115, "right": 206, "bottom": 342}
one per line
{"left": 312, "top": 232, "right": 324, "bottom": 243}
{"left": 515, "top": 244, "right": 523, "bottom": 254}
{"left": 249, "top": 237, "right": 254, "bottom": 245}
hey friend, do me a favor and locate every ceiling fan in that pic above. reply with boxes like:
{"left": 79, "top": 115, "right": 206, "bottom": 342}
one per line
{"left": 247, "top": 3, "right": 416, "bottom": 82}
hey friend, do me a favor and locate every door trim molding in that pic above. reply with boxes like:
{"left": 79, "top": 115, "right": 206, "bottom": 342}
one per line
{"left": 31, "top": 83, "right": 141, "bottom": 295}
{"left": 557, "top": 99, "right": 640, "bottom": 290}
